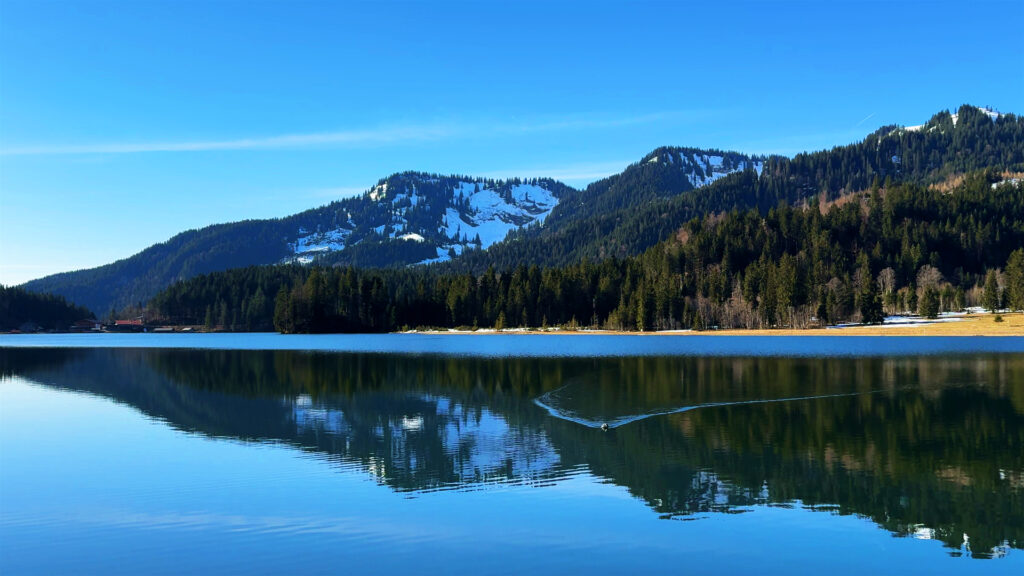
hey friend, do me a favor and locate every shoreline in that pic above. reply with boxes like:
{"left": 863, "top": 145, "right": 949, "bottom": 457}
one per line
{"left": 5, "top": 313, "right": 1019, "bottom": 338}
{"left": 406, "top": 312, "right": 1024, "bottom": 337}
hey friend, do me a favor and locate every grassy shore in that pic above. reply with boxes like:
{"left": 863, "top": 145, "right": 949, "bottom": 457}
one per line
{"left": 415, "top": 312, "right": 1024, "bottom": 336}
{"left": 678, "top": 312, "right": 1024, "bottom": 336}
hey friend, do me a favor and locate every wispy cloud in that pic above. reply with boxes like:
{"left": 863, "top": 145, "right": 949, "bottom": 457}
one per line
{"left": 0, "top": 111, "right": 709, "bottom": 156}
{"left": 0, "top": 125, "right": 456, "bottom": 156}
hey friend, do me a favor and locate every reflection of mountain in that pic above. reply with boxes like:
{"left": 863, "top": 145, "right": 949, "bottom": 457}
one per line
{"left": 2, "top": 348, "right": 1022, "bottom": 558}
{"left": 288, "top": 393, "right": 562, "bottom": 490}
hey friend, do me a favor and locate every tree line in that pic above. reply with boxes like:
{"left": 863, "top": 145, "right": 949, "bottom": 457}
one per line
{"left": 145, "top": 173, "right": 1024, "bottom": 332}
{"left": 0, "top": 285, "right": 94, "bottom": 331}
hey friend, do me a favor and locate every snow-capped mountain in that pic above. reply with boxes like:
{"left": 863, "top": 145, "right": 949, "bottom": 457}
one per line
{"left": 286, "top": 172, "right": 569, "bottom": 266}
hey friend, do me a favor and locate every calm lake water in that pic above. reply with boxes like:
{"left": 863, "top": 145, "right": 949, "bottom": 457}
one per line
{"left": 2, "top": 334, "right": 1023, "bottom": 574}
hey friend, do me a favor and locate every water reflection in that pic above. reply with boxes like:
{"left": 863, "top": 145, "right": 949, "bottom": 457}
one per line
{"left": 2, "top": 347, "right": 1022, "bottom": 558}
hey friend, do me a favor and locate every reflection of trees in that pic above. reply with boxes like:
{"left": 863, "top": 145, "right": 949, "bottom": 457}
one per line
{"left": 2, "top": 348, "right": 1021, "bottom": 557}
{"left": 544, "top": 355, "right": 1024, "bottom": 558}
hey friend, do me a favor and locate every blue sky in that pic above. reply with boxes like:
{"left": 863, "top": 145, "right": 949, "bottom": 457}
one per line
{"left": 1, "top": 0, "right": 1022, "bottom": 285}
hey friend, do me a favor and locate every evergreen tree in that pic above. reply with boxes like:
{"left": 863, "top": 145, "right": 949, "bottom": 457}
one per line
{"left": 983, "top": 270, "right": 1001, "bottom": 313}
{"left": 860, "top": 280, "right": 884, "bottom": 324}
{"left": 919, "top": 287, "right": 940, "bottom": 319}
{"left": 1005, "top": 249, "right": 1024, "bottom": 311}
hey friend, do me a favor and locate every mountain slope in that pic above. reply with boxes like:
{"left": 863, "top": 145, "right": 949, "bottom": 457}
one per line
{"left": 22, "top": 173, "right": 573, "bottom": 313}
{"left": 446, "top": 104, "right": 1023, "bottom": 273}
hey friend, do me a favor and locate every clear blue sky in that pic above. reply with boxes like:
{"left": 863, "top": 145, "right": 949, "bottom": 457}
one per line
{"left": 1, "top": 0, "right": 1022, "bottom": 286}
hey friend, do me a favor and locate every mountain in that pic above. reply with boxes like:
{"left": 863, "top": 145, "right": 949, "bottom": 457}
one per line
{"left": 446, "top": 104, "right": 1024, "bottom": 273}
{"left": 21, "top": 105, "right": 1023, "bottom": 315}
{"left": 20, "top": 147, "right": 763, "bottom": 314}
{"left": 21, "top": 173, "right": 574, "bottom": 314}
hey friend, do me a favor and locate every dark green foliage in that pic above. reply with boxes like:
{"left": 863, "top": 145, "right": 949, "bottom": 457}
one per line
{"left": 860, "top": 283, "right": 885, "bottom": 324}
{"left": 1005, "top": 249, "right": 1024, "bottom": 311}
{"left": 0, "top": 285, "right": 94, "bottom": 331}
{"left": 146, "top": 174, "right": 1024, "bottom": 332}
{"left": 919, "top": 287, "right": 940, "bottom": 319}
{"left": 983, "top": 270, "right": 1002, "bottom": 313}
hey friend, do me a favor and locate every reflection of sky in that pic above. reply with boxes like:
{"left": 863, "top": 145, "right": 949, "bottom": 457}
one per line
{"left": 2, "top": 377, "right": 1019, "bottom": 574}
{"left": 4, "top": 332, "right": 1024, "bottom": 357}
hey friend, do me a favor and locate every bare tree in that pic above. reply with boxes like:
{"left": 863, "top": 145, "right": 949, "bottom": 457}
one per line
{"left": 878, "top": 267, "right": 898, "bottom": 315}
{"left": 916, "top": 265, "right": 944, "bottom": 290}
{"left": 877, "top": 267, "right": 897, "bottom": 295}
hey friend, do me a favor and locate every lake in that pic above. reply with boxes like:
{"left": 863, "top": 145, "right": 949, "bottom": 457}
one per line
{"left": 2, "top": 334, "right": 1023, "bottom": 574}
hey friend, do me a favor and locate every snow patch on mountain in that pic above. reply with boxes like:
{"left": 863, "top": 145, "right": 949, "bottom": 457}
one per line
{"left": 369, "top": 182, "right": 388, "bottom": 202}
{"left": 282, "top": 174, "right": 563, "bottom": 266}
{"left": 421, "top": 182, "right": 557, "bottom": 265}
{"left": 649, "top": 149, "right": 764, "bottom": 187}
{"left": 695, "top": 153, "right": 764, "bottom": 183}
{"left": 292, "top": 228, "right": 353, "bottom": 263}
{"left": 294, "top": 228, "right": 350, "bottom": 253}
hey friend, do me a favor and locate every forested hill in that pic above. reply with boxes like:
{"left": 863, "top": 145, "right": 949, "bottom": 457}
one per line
{"left": 21, "top": 173, "right": 575, "bottom": 314}
{"left": 146, "top": 173, "right": 1024, "bottom": 333}
{"left": 445, "top": 105, "right": 1024, "bottom": 273}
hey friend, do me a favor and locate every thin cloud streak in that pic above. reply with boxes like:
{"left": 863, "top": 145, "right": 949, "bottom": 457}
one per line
{"left": 0, "top": 111, "right": 709, "bottom": 156}
{"left": 0, "top": 125, "right": 456, "bottom": 156}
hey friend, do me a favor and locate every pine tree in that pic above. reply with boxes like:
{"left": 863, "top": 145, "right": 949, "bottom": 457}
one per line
{"left": 983, "top": 270, "right": 1001, "bottom": 313}
{"left": 273, "top": 287, "right": 292, "bottom": 333}
{"left": 860, "top": 280, "right": 884, "bottom": 324}
{"left": 919, "top": 286, "right": 940, "bottom": 319}
{"left": 1005, "top": 249, "right": 1024, "bottom": 311}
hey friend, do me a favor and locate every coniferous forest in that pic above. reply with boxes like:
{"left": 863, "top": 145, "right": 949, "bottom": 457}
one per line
{"left": 0, "top": 285, "right": 94, "bottom": 331}
{"left": 146, "top": 173, "right": 1024, "bottom": 333}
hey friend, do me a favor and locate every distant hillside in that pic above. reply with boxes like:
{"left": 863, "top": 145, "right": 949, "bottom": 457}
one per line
{"left": 22, "top": 173, "right": 573, "bottom": 313}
